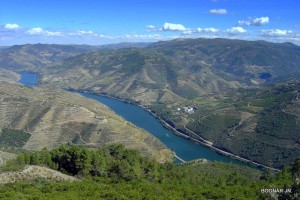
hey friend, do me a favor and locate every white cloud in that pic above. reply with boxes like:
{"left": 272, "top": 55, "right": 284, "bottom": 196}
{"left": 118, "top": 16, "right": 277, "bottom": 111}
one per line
{"left": 209, "top": 9, "right": 227, "bottom": 15}
{"left": 77, "top": 30, "right": 96, "bottom": 35}
{"left": 26, "top": 27, "right": 44, "bottom": 35}
{"left": 26, "top": 27, "right": 63, "bottom": 36}
{"left": 259, "top": 29, "right": 300, "bottom": 44}
{"left": 182, "top": 30, "right": 193, "bottom": 35}
{"left": 191, "top": 27, "right": 219, "bottom": 34}
{"left": 162, "top": 22, "right": 186, "bottom": 31}
{"left": 237, "top": 20, "right": 251, "bottom": 26}
{"left": 238, "top": 17, "right": 269, "bottom": 26}
{"left": 202, "top": 28, "right": 219, "bottom": 33}
{"left": 182, "top": 27, "right": 220, "bottom": 36}
{"left": 124, "top": 33, "right": 162, "bottom": 39}
{"left": 45, "top": 31, "right": 64, "bottom": 36}
{"left": 4, "top": 23, "right": 20, "bottom": 30}
{"left": 226, "top": 27, "right": 247, "bottom": 34}
{"left": 260, "top": 29, "right": 293, "bottom": 37}
{"left": 252, "top": 17, "right": 269, "bottom": 26}
{"left": 146, "top": 25, "right": 157, "bottom": 30}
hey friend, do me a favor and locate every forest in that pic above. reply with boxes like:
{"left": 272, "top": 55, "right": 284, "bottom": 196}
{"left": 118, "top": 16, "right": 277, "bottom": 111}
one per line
{"left": 0, "top": 144, "right": 299, "bottom": 199}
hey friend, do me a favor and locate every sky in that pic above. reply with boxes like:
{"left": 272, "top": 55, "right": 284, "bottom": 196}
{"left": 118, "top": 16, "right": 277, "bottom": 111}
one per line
{"left": 0, "top": 0, "right": 299, "bottom": 45}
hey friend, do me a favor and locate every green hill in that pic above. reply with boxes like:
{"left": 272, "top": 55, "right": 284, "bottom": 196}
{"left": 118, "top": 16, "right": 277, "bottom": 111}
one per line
{"left": 182, "top": 81, "right": 300, "bottom": 169}
{"left": 0, "top": 144, "right": 299, "bottom": 199}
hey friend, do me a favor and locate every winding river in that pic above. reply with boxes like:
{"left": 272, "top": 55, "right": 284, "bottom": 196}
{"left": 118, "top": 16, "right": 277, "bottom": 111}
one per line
{"left": 19, "top": 72, "right": 256, "bottom": 168}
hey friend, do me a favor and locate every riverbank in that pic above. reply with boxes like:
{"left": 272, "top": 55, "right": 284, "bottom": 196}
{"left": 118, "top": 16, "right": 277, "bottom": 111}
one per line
{"left": 144, "top": 105, "right": 279, "bottom": 172}
{"left": 75, "top": 89, "right": 280, "bottom": 172}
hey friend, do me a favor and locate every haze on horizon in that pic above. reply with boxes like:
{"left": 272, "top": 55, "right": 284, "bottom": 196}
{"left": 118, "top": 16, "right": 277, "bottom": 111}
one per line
{"left": 0, "top": 0, "right": 299, "bottom": 46}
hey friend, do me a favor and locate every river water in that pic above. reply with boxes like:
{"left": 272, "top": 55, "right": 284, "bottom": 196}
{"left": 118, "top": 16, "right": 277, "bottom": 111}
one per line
{"left": 19, "top": 72, "right": 39, "bottom": 86}
{"left": 19, "top": 72, "right": 254, "bottom": 167}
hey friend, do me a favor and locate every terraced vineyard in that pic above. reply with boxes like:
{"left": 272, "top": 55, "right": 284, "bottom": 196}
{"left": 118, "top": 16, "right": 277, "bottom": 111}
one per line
{"left": 0, "top": 82, "right": 172, "bottom": 162}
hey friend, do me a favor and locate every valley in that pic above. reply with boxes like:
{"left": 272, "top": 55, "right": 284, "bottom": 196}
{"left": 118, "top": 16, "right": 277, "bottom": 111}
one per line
{"left": 19, "top": 38, "right": 299, "bottom": 169}
{"left": 2, "top": 0, "right": 300, "bottom": 198}
{"left": 0, "top": 38, "right": 299, "bottom": 170}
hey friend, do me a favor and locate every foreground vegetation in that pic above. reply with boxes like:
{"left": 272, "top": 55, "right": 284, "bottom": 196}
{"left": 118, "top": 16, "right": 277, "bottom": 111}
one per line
{"left": 0, "top": 145, "right": 299, "bottom": 199}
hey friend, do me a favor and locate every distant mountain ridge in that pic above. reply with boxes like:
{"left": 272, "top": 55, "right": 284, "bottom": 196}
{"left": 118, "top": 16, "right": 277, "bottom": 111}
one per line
{"left": 40, "top": 38, "right": 300, "bottom": 100}
{"left": 0, "top": 42, "right": 150, "bottom": 72}
{"left": 0, "top": 44, "right": 98, "bottom": 71}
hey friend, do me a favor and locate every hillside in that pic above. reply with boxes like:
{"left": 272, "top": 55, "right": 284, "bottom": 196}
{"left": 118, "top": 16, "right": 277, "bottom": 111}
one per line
{"left": 179, "top": 81, "right": 300, "bottom": 168}
{"left": 38, "top": 38, "right": 300, "bottom": 168}
{"left": 0, "top": 151, "right": 16, "bottom": 166}
{"left": 0, "top": 144, "right": 299, "bottom": 199}
{"left": 0, "top": 165, "right": 78, "bottom": 184}
{"left": 0, "top": 68, "right": 19, "bottom": 84}
{"left": 0, "top": 44, "right": 98, "bottom": 71}
{"left": 41, "top": 38, "right": 300, "bottom": 100}
{"left": 0, "top": 43, "right": 150, "bottom": 72}
{"left": 1, "top": 38, "right": 299, "bottom": 168}
{"left": 149, "top": 38, "right": 300, "bottom": 84}
{"left": 0, "top": 82, "right": 172, "bottom": 162}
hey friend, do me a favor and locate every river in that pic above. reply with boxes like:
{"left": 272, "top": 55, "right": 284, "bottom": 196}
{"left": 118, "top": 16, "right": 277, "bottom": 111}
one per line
{"left": 19, "top": 72, "right": 256, "bottom": 168}
{"left": 19, "top": 72, "right": 39, "bottom": 86}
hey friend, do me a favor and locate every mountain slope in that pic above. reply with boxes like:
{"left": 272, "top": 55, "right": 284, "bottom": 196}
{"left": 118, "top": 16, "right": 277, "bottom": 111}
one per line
{"left": 149, "top": 38, "right": 300, "bottom": 82}
{"left": 182, "top": 81, "right": 300, "bottom": 168}
{"left": 0, "top": 82, "right": 172, "bottom": 162}
{"left": 39, "top": 38, "right": 300, "bottom": 168}
{"left": 0, "top": 44, "right": 98, "bottom": 71}
{"left": 0, "top": 43, "right": 150, "bottom": 72}
{"left": 41, "top": 38, "right": 300, "bottom": 101}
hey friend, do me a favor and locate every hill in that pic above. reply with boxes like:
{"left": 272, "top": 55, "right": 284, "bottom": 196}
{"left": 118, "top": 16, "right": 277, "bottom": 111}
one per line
{"left": 0, "top": 44, "right": 98, "bottom": 71}
{"left": 38, "top": 38, "right": 300, "bottom": 168}
{"left": 0, "top": 43, "right": 150, "bottom": 72}
{"left": 0, "top": 81, "right": 172, "bottom": 162}
{"left": 181, "top": 81, "right": 300, "bottom": 168}
{"left": 41, "top": 38, "right": 300, "bottom": 100}
{"left": 0, "top": 68, "right": 19, "bottom": 84}
{"left": 1, "top": 38, "right": 299, "bottom": 168}
{"left": 0, "top": 165, "right": 78, "bottom": 184}
{"left": 0, "top": 144, "right": 299, "bottom": 199}
{"left": 96, "top": 42, "right": 150, "bottom": 50}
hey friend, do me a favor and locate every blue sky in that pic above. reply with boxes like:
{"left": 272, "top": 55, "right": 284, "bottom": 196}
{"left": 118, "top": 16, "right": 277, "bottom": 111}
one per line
{"left": 1, "top": 0, "right": 299, "bottom": 45}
